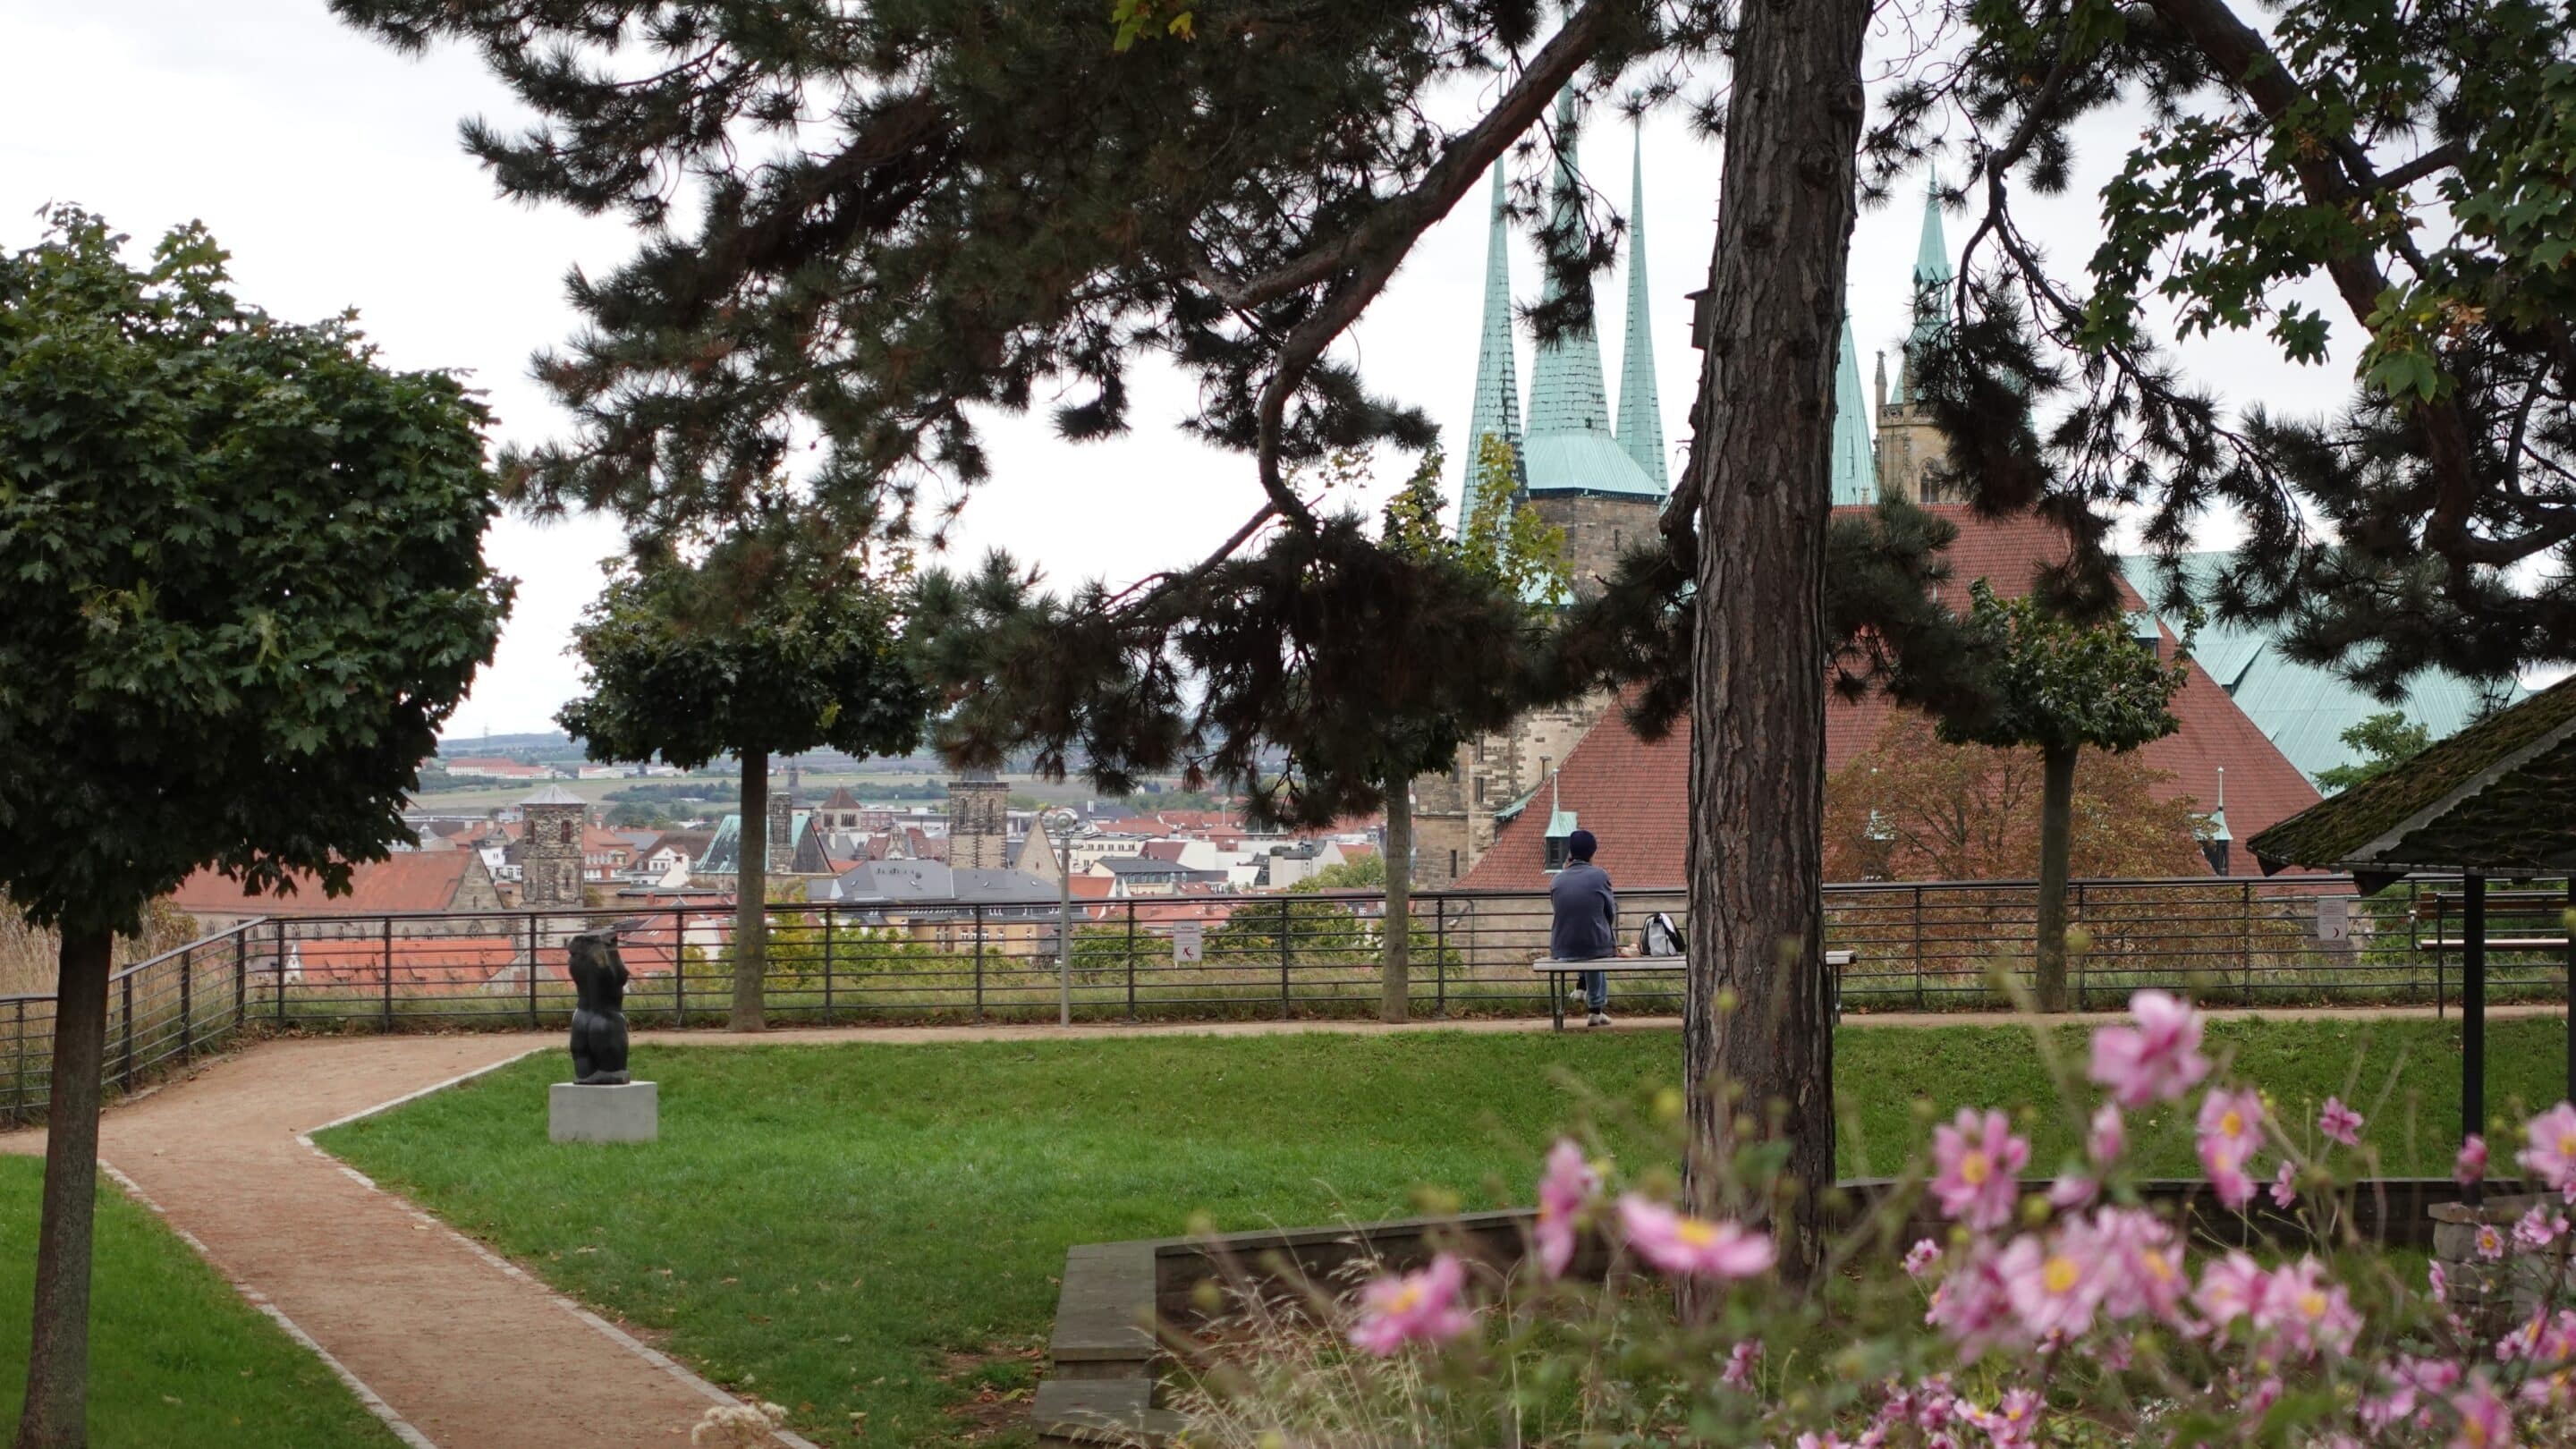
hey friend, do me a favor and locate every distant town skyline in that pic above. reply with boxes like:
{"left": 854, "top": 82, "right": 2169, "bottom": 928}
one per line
{"left": 4, "top": 1, "right": 2367, "bottom": 736}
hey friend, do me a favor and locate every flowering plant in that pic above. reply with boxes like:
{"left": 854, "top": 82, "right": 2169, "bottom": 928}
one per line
{"left": 1170, "top": 993, "right": 2576, "bottom": 1447}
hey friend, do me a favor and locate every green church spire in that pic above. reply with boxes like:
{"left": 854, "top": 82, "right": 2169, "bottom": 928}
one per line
{"left": 1902, "top": 170, "right": 1952, "bottom": 402}
{"left": 1523, "top": 88, "right": 1613, "bottom": 440}
{"left": 1460, "top": 161, "right": 1525, "bottom": 533}
{"left": 1829, "top": 312, "right": 1875, "bottom": 504}
{"left": 1614, "top": 126, "right": 1667, "bottom": 492}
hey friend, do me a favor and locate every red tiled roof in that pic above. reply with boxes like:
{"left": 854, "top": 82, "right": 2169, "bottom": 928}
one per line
{"left": 1068, "top": 875, "right": 1115, "bottom": 901}
{"left": 172, "top": 853, "right": 481, "bottom": 916}
{"left": 290, "top": 936, "right": 518, "bottom": 992}
{"left": 1140, "top": 840, "right": 1190, "bottom": 862}
{"left": 1462, "top": 508, "right": 2320, "bottom": 890}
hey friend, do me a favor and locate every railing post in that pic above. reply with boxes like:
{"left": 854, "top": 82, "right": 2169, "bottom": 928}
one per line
{"left": 1278, "top": 897, "right": 1292, "bottom": 1021}
{"left": 13, "top": 1000, "right": 25, "bottom": 1123}
{"left": 120, "top": 974, "right": 135, "bottom": 1092}
{"left": 1913, "top": 886, "right": 1926, "bottom": 1012}
{"left": 973, "top": 906, "right": 986, "bottom": 1023}
{"left": 823, "top": 908, "right": 837, "bottom": 1026}
{"left": 1124, "top": 902, "right": 1138, "bottom": 1021}
{"left": 275, "top": 920, "right": 288, "bottom": 1025}
{"left": 233, "top": 931, "right": 247, "bottom": 1032}
{"left": 382, "top": 916, "right": 396, "bottom": 1031}
{"left": 1435, "top": 900, "right": 1448, "bottom": 1020}
{"left": 2072, "top": 883, "right": 2086, "bottom": 1011}
{"left": 2241, "top": 880, "right": 2255, "bottom": 1007}
{"left": 180, "top": 947, "right": 195, "bottom": 1063}
{"left": 674, "top": 906, "right": 688, "bottom": 1027}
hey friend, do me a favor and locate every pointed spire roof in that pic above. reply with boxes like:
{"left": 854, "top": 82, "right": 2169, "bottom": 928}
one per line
{"left": 1461, "top": 161, "right": 1526, "bottom": 534}
{"left": 1518, "top": 88, "right": 1661, "bottom": 504}
{"left": 1902, "top": 170, "right": 1952, "bottom": 403}
{"left": 1614, "top": 126, "right": 1667, "bottom": 492}
{"left": 1524, "top": 88, "right": 1613, "bottom": 440}
{"left": 1830, "top": 314, "right": 1876, "bottom": 505}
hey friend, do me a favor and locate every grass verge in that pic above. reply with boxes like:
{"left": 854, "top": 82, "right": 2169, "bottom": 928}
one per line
{"left": 318, "top": 1016, "right": 2568, "bottom": 1447}
{"left": 0, "top": 1157, "right": 398, "bottom": 1447}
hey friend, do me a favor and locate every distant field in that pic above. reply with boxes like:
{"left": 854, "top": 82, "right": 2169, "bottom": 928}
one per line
{"left": 410, "top": 767, "right": 1177, "bottom": 814}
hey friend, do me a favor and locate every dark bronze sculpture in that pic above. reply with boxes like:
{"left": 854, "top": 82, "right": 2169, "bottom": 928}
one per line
{"left": 566, "top": 929, "right": 632, "bottom": 1085}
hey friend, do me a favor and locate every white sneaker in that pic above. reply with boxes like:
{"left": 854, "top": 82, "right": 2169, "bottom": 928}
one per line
{"left": 1587, "top": 1012, "right": 1610, "bottom": 1028}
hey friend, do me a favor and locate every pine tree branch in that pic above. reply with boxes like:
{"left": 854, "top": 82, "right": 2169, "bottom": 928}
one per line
{"left": 2142, "top": 0, "right": 2495, "bottom": 573}
{"left": 1242, "top": 0, "right": 1632, "bottom": 530}
{"left": 1191, "top": 0, "right": 1628, "bottom": 315}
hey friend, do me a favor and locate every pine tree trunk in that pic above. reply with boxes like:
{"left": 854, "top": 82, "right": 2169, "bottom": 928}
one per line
{"left": 733, "top": 750, "right": 768, "bottom": 1031}
{"left": 2034, "top": 741, "right": 2077, "bottom": 1013}
{"left": 17, "top": 928, "right": 112, "bottom": 1449}
{"left": 1680, "top": 0, "right": 1870, "bottom": 1294}
{"left": 1381, "top": 772, "right": 1411, "bottom": 1025}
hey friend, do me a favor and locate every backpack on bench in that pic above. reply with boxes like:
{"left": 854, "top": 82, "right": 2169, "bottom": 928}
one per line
{"left": 1639, "top": 911, "right": 1684, "bottom": 958}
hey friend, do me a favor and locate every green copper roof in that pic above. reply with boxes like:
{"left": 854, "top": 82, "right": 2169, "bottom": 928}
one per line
{"left": 2118, "top": 554, "right": 2521, "bottom": 786}
{"left": 2249, "top": 674, "right": 2576, "bottom": 882}
{"left": 1831, "top": 314, "right": 1875, "bottom": 504}
{"left": 1902, "top": 172, "right": 1951, "bottom": 403}
{"left": 1614, "top": 127, "right": 1667, "bottom": 493}
{"left": 1525, "top": 89, "right": 1614, "bottom": 444}
{"left": 1461, "top": 162, "right": 1526, "bottom": 535}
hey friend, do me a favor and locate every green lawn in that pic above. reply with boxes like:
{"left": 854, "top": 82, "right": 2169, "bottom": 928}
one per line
{"left": 0, "top": 1158, "right": 398, "bottom": 1447}
{"left": 317, "top": 1017, "right": 2570, "bottom": 1448}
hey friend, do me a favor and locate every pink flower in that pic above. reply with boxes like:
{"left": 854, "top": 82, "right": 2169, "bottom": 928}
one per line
{"left": 2431, "top": 1261, "right": 2450, "bottom": 1304}
{"left": 2514, "top": 1206, "right": 2566, "bottom": 1250}
{"left": 1931, "top": 1109, "right": 2029, "bottom": 1232}
{"left": 2046, "top": 1174, "right": 2097, "bottom": 1209}
{"left": 2258, "top": 1257, "right": 2361, "bottom": 1354}
{"left": 2460, "top": 1134, "right": 2491, "bottom": 1187}
{"left": 1926, "top": 1245, "right": 2019, "bottom": 1356}
{"left": 2521, "top": 1105, "right": 2576, "bottom": 1192}
{"left": 2269, "top": 1159, "right": 2299, "bottom": 1208}
{"left": 2199, "top": 1131, "right": 2258, "bottom": 1210}
{"left": 2194, "top": 1250, "right": 2269, "bottom": 1331}
{"left": 2318, "top": 1096, "right": 2364, "bottom": 1147}
{"left": 1348, "top": 1253, "right": 1473, "bottom": 1355}
{"left": 1959, "top": 1387, "right": 2043, "bottom": 1449}
{"left": 2198, "top": 1088, "right": 2266, "bottom": 1156}
{"left": 2450, "top": 1379, "right": 2514, "bottom": 1449}
{"left": 1722, "top": 1338, "right": 1762, "bottom": 1390}
{"left": 1904, "top": 1238, "right": 1943, "bottom": 1278}
{"left": 2478, "top": 1223, "right": 2508, "bottom": 1262}
{"left": 2087, "top": 1104, "right": 2125, "bottom": 1166}
{"left": 2088, "top": 1208, "right": 2187, "bottom": 1323}
{"left": 1999, "top": 1233, "right": 2101, "bottom": 1339}
{"left": 2088, "top": 990, "right": 2210, "bottom": 1107}
{"left": 1534, "top": 1139, "right": 1597, "bottom": 1278}
{"left": 1616, "top": 1196, "right": 1775, "bottom": 1280}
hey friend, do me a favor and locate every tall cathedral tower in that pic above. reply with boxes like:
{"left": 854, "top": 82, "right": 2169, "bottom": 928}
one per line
{"left": 947, "top": 767, "right": 1010, "bottom": 870}
{"left": 519, "top": 784, "right": 588, "bottom": 908}
{"left": 1418, "top": 97, "right": 1671, "bottom": 886}
{"left": 1875, "top": 176, "right": 1955, "bottom": 504}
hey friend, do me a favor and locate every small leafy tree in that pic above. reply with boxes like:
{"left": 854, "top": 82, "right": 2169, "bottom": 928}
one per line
{"left": 558, "top": 520, "right": 928, "bottom": 1030}
{"left": 0, "top": 210, "right": 510, "bottom": 1448}
{"left": 2314, "top": 711, "right": 2436, "bottom": 794}
{"left": 1936, "top": 583, "right": 2191, "bottom": 1011}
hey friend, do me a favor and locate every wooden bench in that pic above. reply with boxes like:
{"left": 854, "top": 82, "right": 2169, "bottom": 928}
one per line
{"left": 1535, "top": 951, "right": 1856, "bottom": 1030}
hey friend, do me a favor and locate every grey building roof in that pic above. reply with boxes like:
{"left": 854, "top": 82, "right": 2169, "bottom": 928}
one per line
{"left": 808, "top": 860, "right": 1063, "bottom": 907}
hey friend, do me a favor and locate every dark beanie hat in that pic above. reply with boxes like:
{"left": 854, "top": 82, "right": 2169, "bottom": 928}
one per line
{"left": 1567, "top": 828, "right": 1597, "bottom": 861}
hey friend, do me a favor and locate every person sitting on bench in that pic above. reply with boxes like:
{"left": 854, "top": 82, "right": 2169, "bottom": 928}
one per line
{"left": 1550, "top": 828, "right": 1630, "bottom": 1027}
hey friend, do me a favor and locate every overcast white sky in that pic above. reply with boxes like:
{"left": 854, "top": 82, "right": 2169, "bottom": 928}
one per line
{"left": 0, "top": 2, "right": 2365, "bottom": 736}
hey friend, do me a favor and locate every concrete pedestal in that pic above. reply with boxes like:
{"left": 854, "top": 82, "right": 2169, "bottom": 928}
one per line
{"left": 549, "top": 1080, "right": 658, "bottom": 1144}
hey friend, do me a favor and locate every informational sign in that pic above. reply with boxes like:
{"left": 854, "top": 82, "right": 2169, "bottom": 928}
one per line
{"left": 1172, "top": 921, "right": 1205, "bottom": 965}
{"left": 2316, "top": 895, "right": 2351, "bottom": 943}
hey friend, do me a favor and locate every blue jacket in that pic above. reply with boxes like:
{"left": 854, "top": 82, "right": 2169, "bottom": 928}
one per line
{"left": 1548, "top": 860, "right": 1618, "bottom": 962}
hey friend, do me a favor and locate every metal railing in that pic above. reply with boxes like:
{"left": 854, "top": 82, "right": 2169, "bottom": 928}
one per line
{"left": 1, "top": 873, "right": 2565, "bottom": 1124}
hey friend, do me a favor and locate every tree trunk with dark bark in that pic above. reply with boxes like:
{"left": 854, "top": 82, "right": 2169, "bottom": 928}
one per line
{"left": 733, "top": 750, "right": 768, "bottom": 1031}
{"left": 1681, "top": 0, "right": 1871, "bottom": 1292}
{"left": 1381, "top": 772, "right": 1411, "bottom": 1024}
{"left": 16, "top": 928, "right": 112, "bottom": 1449}
{"left": 2034, "top": 741, "right": 2077, "bottom": 1013}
